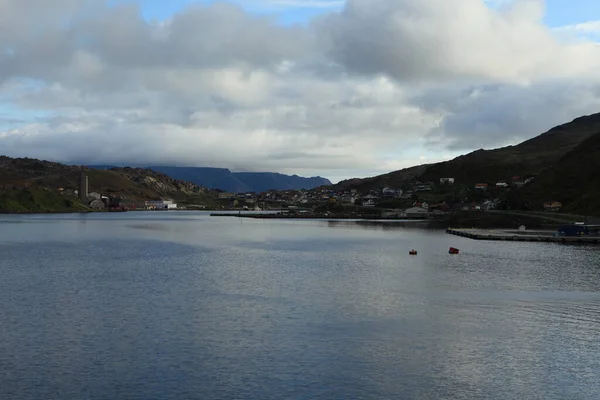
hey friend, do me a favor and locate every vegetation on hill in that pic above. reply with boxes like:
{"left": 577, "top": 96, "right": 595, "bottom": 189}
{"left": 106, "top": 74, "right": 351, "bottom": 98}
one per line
{"left": 0, "top": 156, "right": 211, "bottom": 213}
{"left": 0, "top": 189, "right": 88, "bottom": 213}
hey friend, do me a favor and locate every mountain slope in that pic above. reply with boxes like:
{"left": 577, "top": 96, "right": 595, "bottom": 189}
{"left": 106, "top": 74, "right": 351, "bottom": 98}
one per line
{"left": 332, "top": 164, "right": 429, "bottom": 192}
{"left": 233, "top": 172, "right": 331, "bottom": 193}
{"left": 0, "top": 156, "right": 207, "bottom": 212}
{"left": 418, "top": 112, "right": 600, "bottom": 185}
{"left": 334, "top": 112, "right": 600, "bottom": 192}
{"left": 147, "top": 166, "right": 331, "bottom": 193}
{"left": 148, "top": 166, "right": 252, "bottom": 193}
{"left": 512, "top": 130, "right": 600, "bottom": 215}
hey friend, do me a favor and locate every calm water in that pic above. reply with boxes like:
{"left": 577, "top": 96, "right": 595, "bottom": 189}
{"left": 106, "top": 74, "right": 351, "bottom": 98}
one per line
{"left": 1, "top": 212, "right": 600, "bottom": 399}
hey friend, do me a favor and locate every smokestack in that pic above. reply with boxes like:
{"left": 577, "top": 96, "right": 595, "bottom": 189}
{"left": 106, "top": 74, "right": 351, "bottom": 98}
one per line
{"left": 79, "top": 168, "right": 88, "bottom": 202}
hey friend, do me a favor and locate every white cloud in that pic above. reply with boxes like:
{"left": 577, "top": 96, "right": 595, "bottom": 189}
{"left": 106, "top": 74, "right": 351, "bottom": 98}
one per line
{"left": 1, "top": 0, "right": 600, "bottom": 183}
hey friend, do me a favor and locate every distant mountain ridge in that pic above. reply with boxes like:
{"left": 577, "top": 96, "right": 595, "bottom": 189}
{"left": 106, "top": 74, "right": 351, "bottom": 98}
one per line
{"left": 88, "top": 165, "right": 332, "bottom": 193}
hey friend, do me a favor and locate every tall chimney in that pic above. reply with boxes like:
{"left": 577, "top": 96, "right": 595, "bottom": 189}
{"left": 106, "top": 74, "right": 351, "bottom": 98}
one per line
{"left": 79, "top": 168, "right": 88, "bottom": 202}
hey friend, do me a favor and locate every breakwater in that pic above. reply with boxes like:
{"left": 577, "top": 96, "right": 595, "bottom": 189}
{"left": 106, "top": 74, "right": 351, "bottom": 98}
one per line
{"left": 210, "top": 212, "right": 429, "bottom": 220}
{"left": 446, "top": 228, "right": 600, "bottom": 244}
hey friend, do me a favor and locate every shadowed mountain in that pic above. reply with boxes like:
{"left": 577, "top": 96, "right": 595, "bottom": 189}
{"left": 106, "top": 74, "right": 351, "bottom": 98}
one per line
{"left": 332, "top": 112, "right": 600, "bottom": 192}
{"left": 510, "top": 130, "right": 600, "bottom": 215}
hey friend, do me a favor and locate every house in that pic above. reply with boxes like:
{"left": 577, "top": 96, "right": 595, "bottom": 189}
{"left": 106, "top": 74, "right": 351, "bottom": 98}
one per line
{"left": 429, "top": 203, "right": 450, "bottom": 213}
{"left": 145, "top": 200, "right": 177, "bottom": 210}
{"left": 362, "top": 194, "right": 378, "bottom": 207}
{"left": 405, "top": 206, "right": 429, "bottom": 218}
{"left": 381, "top": 209, "right": 405, "bottom": 218}
{"left": 512, "top": 177, "right": 525, "bottom": 187}
{"left": 218, "top": 192, "right": 235, "bottom": 199}
{"left": 475, "top": 183, "right": 488, "bottom": 191}
{"left": 415, "top": 184, "right": 433, "bottom": 192}
{"left": 544, "top": 201, "right": 562, "bottom": 212}
{"left": 382, "top": 187, "right": 397, "bottom": 197}
{"left": 440, "top": 178, "right": 455, "bottom": 184}
{"left": 482, "top": 200, "right": 497, "bottom": 210}
{"left": 411, "top": 201, "right": 429, "bottom": 210}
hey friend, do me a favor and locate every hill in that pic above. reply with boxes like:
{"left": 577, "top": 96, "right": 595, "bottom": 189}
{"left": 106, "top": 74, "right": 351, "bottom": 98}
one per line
{"left": 147, "top": 166, "right": 252, "bottom": 193}
{"left": 332, "top": 112, "right": 600, "bottom": 192}
{"left": 0, "top": 156, "right": 210, "bottom": 212}
{"left": 419, "top": 112, "right": 600, "bottom": 185}
{"left": 510, "top": 130, "right": 600, "bottom": 215}
{"left": 233, "top": 172, "right": 331, "bottom": 193}
{"left": 147, "top": 166, "right": 331, "bottom": 193}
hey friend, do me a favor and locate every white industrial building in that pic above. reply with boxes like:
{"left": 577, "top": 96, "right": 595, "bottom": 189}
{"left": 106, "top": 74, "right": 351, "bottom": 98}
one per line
{"left": 145, "top": 200, "right": 177, "bottom": 210}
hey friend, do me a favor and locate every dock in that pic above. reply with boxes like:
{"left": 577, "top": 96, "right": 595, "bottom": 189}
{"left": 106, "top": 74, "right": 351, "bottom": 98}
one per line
{"left": 446, "top": 228, "right": 600, "bottom": 244}
{"left": 210, "top": 212, "right": 429, "bottom": 220}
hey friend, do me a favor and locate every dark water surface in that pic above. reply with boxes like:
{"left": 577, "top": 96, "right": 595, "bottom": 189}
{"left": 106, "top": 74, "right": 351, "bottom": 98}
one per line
{"left": 1, "top": 212, "right": 600, "bottom": 399}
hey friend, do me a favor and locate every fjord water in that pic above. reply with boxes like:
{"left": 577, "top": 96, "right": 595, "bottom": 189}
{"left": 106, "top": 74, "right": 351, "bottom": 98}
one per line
{"left": 1, "top": 212, "right": 599, "bottom": 399}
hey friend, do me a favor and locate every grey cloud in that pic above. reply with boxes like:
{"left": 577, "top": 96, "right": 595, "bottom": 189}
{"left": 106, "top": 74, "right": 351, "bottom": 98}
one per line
{"left": 2, "top": 0, "right": 600, "bottom": 180}
{"left": 416, "top": 81, "right": 600, "bottom": 150}
{"left": 317, "top": 0, "right": 600, "bottom": 82}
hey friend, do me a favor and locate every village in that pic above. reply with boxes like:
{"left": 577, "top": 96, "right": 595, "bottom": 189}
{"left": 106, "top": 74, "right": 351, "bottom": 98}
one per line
{"left": 212, "top": 174, "right": 564, "bottom": 218}
{"left": 66, "top": 168, "right": 564, "bottom": 218}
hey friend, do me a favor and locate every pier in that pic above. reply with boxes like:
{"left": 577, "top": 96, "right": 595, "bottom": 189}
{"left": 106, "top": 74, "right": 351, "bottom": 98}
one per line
{"left": 446, "top": 228, "right": 600, "bottom": 244}
{"left": 210, "top": 212, "right": 429, "bottom": 220}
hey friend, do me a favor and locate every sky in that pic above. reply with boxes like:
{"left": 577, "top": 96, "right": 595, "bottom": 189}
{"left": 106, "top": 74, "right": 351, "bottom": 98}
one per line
{"left": 2, "top": 1, "right": 600, "bottom": 183}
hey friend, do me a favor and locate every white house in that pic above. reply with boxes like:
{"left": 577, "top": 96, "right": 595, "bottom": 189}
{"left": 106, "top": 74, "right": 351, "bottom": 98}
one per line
{"left": 362, "top": 194, "right": 378, "bottom": 207}
{"left": 405, "top": 206, "right": 429, "bottom": 217}
{"left": 146, "top": 200, "right": 177, "bottom": 209}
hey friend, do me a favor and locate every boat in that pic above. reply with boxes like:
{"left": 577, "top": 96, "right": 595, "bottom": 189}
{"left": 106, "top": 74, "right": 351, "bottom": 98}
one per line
{"left": 409, "top": 249, "right": 417, "bottom": 255}
{"left": 449, "top": 247, "right": 459, "bottom": 254}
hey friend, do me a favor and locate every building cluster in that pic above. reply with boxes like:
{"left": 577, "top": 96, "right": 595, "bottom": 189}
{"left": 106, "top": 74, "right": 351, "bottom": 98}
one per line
{"left": 71, "top": 170, "right": 179, "bottom": 211}
{"left": 217, "top": 172, "right": 565, "bottom": 215}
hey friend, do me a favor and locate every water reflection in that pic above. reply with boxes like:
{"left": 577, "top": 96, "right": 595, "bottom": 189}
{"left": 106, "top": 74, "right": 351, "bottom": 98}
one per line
{"left": 325, "top": 219, "right": 432, "bottom": 231}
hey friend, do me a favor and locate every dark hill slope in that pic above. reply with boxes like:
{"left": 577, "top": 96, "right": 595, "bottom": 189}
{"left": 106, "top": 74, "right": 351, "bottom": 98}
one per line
{"left": 511, "top": 130, "right": 600, "bottom": 215}
{"left": 332, "top": 164, "right": 429, "bottom": 192}
{"left": 419, "top": 112, "right": 600, "bottom": 185}
{"left": 331, "top": 112, "right": 600, "bottom": 193}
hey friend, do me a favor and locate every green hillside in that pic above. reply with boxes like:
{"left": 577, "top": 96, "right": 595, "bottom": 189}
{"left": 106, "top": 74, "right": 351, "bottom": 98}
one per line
{"left": 0, "top": 156, "right": 214, "bottom": 213}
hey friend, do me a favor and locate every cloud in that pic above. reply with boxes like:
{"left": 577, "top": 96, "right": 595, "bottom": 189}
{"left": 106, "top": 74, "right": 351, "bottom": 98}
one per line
{"left": 2, "top": 0, "right": 600, "bottom": 183}
{"left": 317, "top": 0, "right": 600, "bottom": 83}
